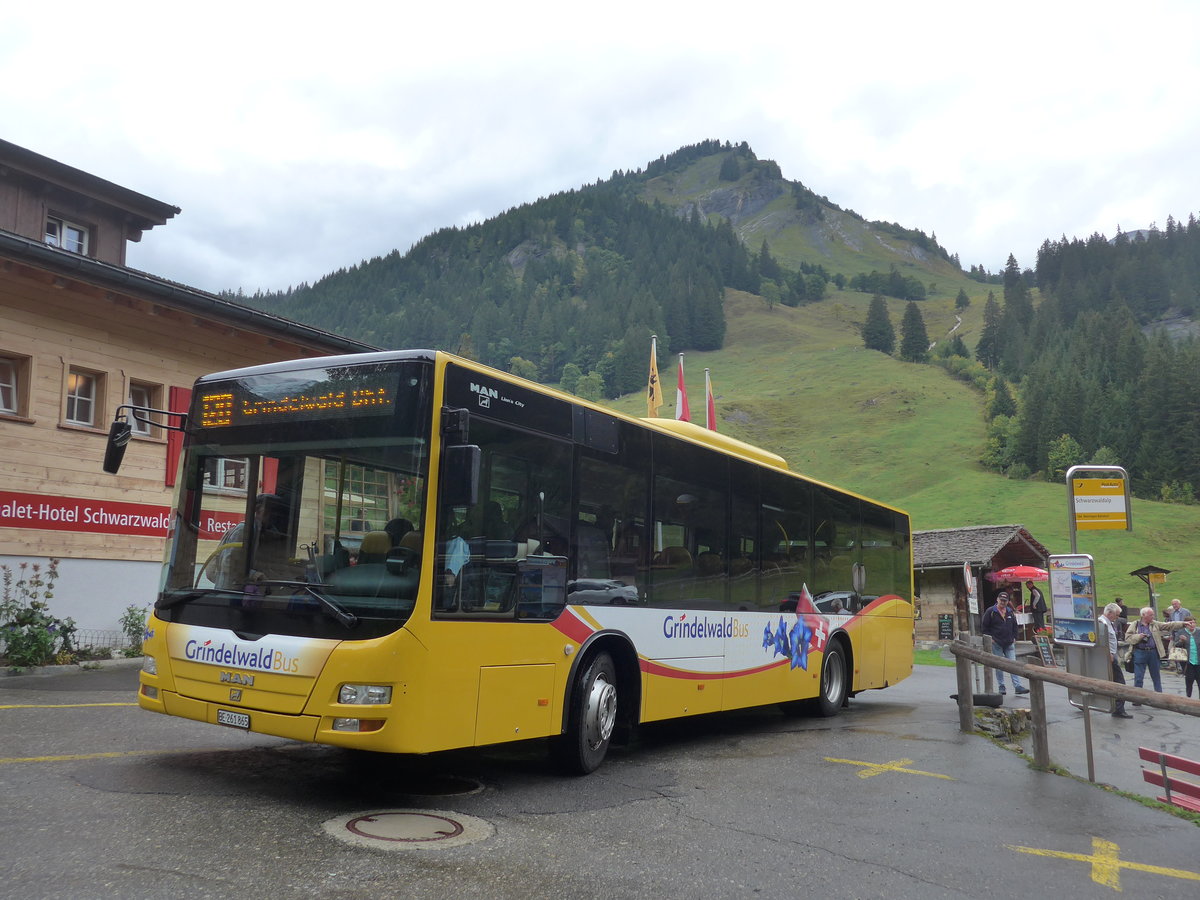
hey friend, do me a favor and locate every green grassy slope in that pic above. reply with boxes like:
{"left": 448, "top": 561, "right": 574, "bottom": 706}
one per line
{"left": 639, "top": 152, "right": 998, "bottom": 299}
{"left": 602, "top": 289, "right": 1200, "bottom": 607}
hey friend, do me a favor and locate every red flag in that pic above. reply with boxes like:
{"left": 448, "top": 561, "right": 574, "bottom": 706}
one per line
{"left": 704, "top": 368, "right": 716, "bottom": 431}
{"left": 792, "top": 583, "right": 818, "bottom": 614}
{"left": 675, "top": 354, "right": 690, "bottom": 422}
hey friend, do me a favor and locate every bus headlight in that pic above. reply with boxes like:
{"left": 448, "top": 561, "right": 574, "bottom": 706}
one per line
{"left": 338, "top": 684, "right": 392, "bottom": 705}
{"left": 142, "top": 655, "right": 157, "bottom": 675}
{"left": 332, "top": 718, "right": 385, "bottom": 732}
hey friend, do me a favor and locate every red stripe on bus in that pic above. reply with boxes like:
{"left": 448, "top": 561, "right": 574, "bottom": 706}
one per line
{"left": 639, "top": 658, "right": 789, "bottom": 680}
{"left": 552, "top": 610, "right": 596, "bottom": 644}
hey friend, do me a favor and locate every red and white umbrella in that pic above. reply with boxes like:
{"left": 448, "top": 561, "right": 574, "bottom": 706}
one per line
{"left": 986, "top": 565, "right": 1048, "bottom": 583}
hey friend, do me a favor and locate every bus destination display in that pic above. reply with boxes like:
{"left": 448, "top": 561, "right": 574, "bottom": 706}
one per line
{"left": 198, "top": 369, "right": 400, "bottom": 429}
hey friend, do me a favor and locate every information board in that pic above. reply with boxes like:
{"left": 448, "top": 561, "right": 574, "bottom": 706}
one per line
{"left": 1049, "top": 553, "right": 1098, "bottom": 646}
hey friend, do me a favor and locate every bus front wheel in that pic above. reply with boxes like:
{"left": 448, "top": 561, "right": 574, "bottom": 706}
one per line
{"left": 814, "top": 644, "right": 848, "bottom": 717}
{"left": 554, "top": 650, "right": 618, "bottom": 775}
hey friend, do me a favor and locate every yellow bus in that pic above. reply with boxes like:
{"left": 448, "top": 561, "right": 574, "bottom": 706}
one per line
{"left": 107, "top": 350, "right": 913, "bottom": 773}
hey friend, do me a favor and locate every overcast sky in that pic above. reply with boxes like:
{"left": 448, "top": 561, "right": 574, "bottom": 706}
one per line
{"left": 5, "top": 2, "right": 1199, "bottom": 295}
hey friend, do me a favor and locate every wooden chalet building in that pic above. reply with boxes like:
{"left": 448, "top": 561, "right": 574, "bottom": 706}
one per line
{"left": 912, "top": 524, "right": 1051, "bottom": 642}
{"left": 0, "top": 139, "right": 376, "bottom": 634}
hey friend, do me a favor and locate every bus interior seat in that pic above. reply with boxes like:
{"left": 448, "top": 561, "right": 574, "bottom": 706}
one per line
{"left": 398, "top": 530, "right": 422, "bottom": 554}
{"left": 358, "top": 530, "right": 391, "bottom": 565}
{"left": 696, "top": 551, "right": 723, "bottom": 576}
{"left": 655, "top": 546, "right": 692, "bottom": 570}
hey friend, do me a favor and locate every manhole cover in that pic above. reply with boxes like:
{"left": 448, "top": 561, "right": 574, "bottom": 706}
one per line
{"left": 322, "top": 809, "right": 493, "bottom": 851}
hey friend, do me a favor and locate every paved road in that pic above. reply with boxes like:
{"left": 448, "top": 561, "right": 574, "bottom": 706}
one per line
{"left": 1, "top": 661, "right": 1197, "bottom": 899}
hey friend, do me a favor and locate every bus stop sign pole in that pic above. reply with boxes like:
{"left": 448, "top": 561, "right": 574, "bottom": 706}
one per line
{"left": 1062, "top": 465, "right": 1131, "bottom": 781}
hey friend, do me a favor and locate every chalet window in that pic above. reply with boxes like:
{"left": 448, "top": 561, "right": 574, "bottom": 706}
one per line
{"left": 128, "top": 381, "right": 162, "bottom": 436}
{"left": 45, "top": 215, "right": 90, "bottom": 255}
{"left": 0, "top": 357, "right": 19, "bottom": 414}
{"left": 203, "top": 457, "right": 248, "bottom": 492}
{"left": 65, "top": 368, "right": 102, "bottom": 427}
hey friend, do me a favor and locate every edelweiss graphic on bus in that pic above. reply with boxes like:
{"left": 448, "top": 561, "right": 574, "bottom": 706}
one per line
{"left": 167, "top": 625, "right": 331, "bottom": 677}
{"left": 764, "top": 583, "right": 828, "bottom": 670}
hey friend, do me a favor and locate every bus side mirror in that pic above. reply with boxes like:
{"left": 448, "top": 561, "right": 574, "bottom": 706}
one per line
{"left": 443, "top": 444, "right": 481, "bottom": 508}
{"left": 102, "top": 419, "right": 133, "bottom": 474}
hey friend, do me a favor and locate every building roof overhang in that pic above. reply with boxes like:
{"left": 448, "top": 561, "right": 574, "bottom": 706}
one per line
{"left": 913, "top": 524, "right": 1050, "bottom": 571}
{"left": 0, "top": 229, "right": 378, "bottom": 356}
{"left": 0, "top": 139, "right": 180, "bottom": 237}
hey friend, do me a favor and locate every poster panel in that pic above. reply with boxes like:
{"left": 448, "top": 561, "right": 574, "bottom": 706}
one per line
{"left": 1049, "top": 553, "right": 1098, "bottom": 646}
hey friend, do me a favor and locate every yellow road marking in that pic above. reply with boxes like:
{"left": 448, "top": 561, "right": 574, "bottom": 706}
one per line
{"left": 0, "top": 749, "right": 197, "bottom": 764}
{"left": 823, "top": 756, "right": 954, "bottom": 780}
{"left": 0, "top": 702, "right": 138, "bottom": 709}
{"left": 1008, "top": 836, "right": 1200, "bottom": 891}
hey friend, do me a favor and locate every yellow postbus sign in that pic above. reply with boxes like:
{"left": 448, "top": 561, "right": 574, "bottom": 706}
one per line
{"left": 1072, "top": 477, "right": 1128, "bottom": 530}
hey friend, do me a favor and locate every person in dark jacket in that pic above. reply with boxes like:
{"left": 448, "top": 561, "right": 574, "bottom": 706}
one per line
{"left": 981, "top": 591, "right": 1028, "bottom": 695}
{"left": 1025, "top": 580, "right": 1048, "bottom": 630}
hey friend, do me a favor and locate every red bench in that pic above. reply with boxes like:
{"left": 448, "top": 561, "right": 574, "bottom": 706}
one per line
{"left": 1139, "top": 747, "right": 1200, "bottom": 813}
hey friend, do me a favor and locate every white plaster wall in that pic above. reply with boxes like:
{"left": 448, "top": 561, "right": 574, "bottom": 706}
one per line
{"left": 0, "top": 554, "right": 159, "bottom": 633}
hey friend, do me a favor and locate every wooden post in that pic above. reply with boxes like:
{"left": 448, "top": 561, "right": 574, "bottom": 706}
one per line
{"left": 981, "top": 635, "right": 994, "bottom": 693}
{"left": 1080, "top": 694, "right": 1096, "bottom": 782}
{"left": 1028, "top": 679, "right": 1049, "bottom": 768}
{"left": 955, "top": 653, "right": 975, "bottom": 732}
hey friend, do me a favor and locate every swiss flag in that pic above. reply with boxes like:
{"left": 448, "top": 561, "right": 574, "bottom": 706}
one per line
{"left": 791, "top": 583, "right": 818, "bottom": 615}
{"left": 809, "top": 618, "right": 828, "bottom": 653}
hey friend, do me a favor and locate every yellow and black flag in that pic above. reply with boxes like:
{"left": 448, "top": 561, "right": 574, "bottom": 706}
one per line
{"left": 647, "top": 334, "right": 663, "bottom": 417}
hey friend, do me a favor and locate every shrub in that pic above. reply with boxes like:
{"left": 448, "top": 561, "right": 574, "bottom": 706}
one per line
{"left": 120, "top": 604, "right": 151, "bottom": 657}
{"left": 1, "top": 559, "right": 76, "bottom": 668}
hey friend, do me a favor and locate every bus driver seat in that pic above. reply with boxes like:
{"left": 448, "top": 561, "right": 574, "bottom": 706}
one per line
{"left": 358, "top": 531, "right": 391, "bottom": 565}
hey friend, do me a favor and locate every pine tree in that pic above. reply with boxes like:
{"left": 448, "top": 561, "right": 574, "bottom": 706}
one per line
{"left": 862, "top": 294, "right": 895, "bottom": 354}
{"left": 975, "top": 292, "right": 1002, "bottom": 369}
{"left": 899, "top": 301, "right": 929, "bottom": 362}
{"left": 988, "top": 377, "right": 1016, "bottom": 419}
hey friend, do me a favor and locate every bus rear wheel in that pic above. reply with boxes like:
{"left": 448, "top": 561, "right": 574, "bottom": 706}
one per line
{"left": 554, "top": 650, "right": 618, "bottom": 775}
{"left": 814, "top": 644, "right": 848, "bottom": 717}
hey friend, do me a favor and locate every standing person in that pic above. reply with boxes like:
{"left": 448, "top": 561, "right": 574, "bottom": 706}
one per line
{"left": 1164, "top": 598, "right": 1192, "bottom": 622}
{"left": 1177, "top": 617, "right": 1200, "bottom": 698}
{"left": 1113, "top": 597, "right": 1129, "bottom": 632}
{"left": 1100, "top": 602, "right": 1133, "bottom": 718}
{"left": 981, "top": 591, "right": 1028, "bottom": 695}
{"left": 1025, "top": 580, "right": 1048, "bottom": 631}
{"left": 1164, "top": 599, "right": 1192, "bottom": 673}
{"left": 1125, "top": 606, "right": 1185, "bottom": 695}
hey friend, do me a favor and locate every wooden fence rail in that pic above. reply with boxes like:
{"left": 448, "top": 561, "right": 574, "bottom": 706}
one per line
{"left": 949, "top": 639, "right": 1200, "bottom": 780}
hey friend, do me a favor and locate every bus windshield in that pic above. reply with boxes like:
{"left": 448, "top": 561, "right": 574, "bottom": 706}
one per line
{"left": 157, "top": 358, "right": 433, "bottom": 640}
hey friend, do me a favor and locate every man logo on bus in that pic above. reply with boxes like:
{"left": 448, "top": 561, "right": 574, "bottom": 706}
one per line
{"left": 471, "top": 382, "right": 498, "bottom": 409}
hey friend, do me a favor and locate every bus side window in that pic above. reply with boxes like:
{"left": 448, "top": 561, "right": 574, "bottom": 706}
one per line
{"left": 576, "top": 453, "right": 647, "bottom": 593}
{"left": 574, "top": 523, "right": 612, "bottom": 579}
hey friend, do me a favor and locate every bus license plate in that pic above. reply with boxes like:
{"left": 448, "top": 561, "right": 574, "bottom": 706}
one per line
{"left": 217, "top": 709, "right": 250, "bottom": 729}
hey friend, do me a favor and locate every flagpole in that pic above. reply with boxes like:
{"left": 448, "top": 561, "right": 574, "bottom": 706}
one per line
{"left": 646, "top": 334, "right": 662, "bottom": 418}
{"left": 705, "top": 368, "right": 716, "bottom": 432}
{"left": 676, "top": 353, "right": 690, "bottom": 422}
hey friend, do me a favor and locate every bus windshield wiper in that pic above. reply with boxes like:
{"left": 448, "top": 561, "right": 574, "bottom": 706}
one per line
{"left": 248, "top": 581, "right": 359, "bottom": 629}
{"left": 303, "top": 585, "right": 359, "bottom": 629}
{"left": 157, "top": 589, "right": 211, "bottom": 610}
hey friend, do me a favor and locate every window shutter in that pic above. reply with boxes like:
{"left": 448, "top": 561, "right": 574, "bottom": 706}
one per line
{"left": 261, "top": 457, "right": 279, "bottom": 494}
{"left": 165, "top": 386, "right": 192, "bottom": 486}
